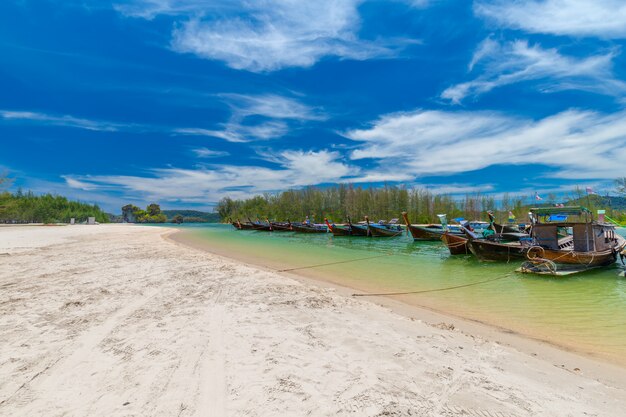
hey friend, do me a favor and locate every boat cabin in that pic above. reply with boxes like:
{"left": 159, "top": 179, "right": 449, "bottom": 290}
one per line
{"left": 530, "top": 206, "right": 618, "bottom": 252}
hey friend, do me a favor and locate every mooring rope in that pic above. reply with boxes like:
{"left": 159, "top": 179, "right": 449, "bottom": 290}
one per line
{"left": 352, "top": 273, "right": 511, "bottom": 297}
{"left": 277, "top": 253, "right": 393, "bottom": 272}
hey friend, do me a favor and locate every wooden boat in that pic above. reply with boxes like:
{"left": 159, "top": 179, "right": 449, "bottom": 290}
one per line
{"left": 441, "top": 232, "right": 469, "bottom": 255}
{"left": 230, "top": 218, "right": 256, "bottom": 230}
{"left": 518, "top": 206, "right": 626, "bottom": 275}
{"left": 248, "top": 218, "right": 273, "bottom": 231}
{"left": 291, "top": 223, "right": 328, "bottom": 233}
{"left": 347, "top": 217, "right": 369, "bottom": 237}
{"left": 325, "top": 218, "right": 352, "bottom": 236}
{"left": 401, "top": 212, "right": 443, "bottom": 240}
{"left": 402, "top": 212, "right": 489, "bottom": 241}
{"left": 487, "top": 211, "right": 523, "bottom": 235}
{"left": 365, "top": 216, "right": 403, "bottom": 237}
{"left": 466, "top": 235, "right": 529, "bottom": 262}
{"left": 268, "top": 219, "right": 295, "bottom": 232}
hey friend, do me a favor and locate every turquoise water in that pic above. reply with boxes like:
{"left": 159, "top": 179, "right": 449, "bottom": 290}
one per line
{"left": 180, "top": 224, "right": 626, "bottom": 364}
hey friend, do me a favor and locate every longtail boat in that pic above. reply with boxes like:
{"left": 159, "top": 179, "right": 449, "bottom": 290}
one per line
{"left": 347, "top": 217, "right": 369, "bottom": 237}
{"left": 292, "top": 223, "right": 328, "bottom": 233}
{"left": 441, "top": 232, "right": 470, "bottom": 255}
{"left": 518, "top": 206, "right": 626, "bottom": 275}
{"left": 249, "top": 217, "right": 273, "bottom": 231}
{"left": 402, "top": 212, "right": 489, "bottom": 241}
{"left": 365, "top": 216, "right": 403, "bottom": 237}
{"left": 230, "top": 218, "right": 256, "bottom": 230}
{"left": 445, "top": 216, "right": 529, "bottom": 256}
{"left": 401, "top": 212, "right": 442, "bottom": 240}
{"left": 268, "top": 219, "right": 295, "bottom": 232}
{"left": 325, "top": 218, "right": 352, "bottom": 236}
{"left": 465, "top": 233, "right": 529, "bottom": 262}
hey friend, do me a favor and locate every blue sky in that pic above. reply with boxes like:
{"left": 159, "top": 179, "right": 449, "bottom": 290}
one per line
{"left": 2, "top": 0, "right": 626, "bottom": 212}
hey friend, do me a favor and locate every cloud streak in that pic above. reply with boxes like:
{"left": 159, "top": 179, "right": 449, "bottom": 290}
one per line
{"left": 475, "top": 0, "right": 626, "bottom": 39}
{"left": 441, "top": 39, "right": 626, "bottom": 103}
{"left": 0, "top": 110, "right": 130, "bottom": 131}
{"left": 175, "top": 94, "right": 323, "bottom": 142}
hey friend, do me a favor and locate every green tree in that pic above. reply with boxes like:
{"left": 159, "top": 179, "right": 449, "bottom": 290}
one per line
{"left": 147, "top": 203, "right": 161, "bottom": 216}
{"left": 172, "top": 214, "right": 184, "bottom": 224}
{"left": 122, "top": 204, "right": 140, "bottom": 222}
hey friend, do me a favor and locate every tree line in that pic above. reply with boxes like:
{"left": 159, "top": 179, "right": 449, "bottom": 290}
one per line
{"left": 216, "top": 183, "right": 626, "bottom": 225}
{"left": 0, "top": 190, "right": 109, "bottom": 224}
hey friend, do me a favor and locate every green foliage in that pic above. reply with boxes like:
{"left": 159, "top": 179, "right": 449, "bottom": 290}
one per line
{"left": 147, "top": 203, "right": 161, "bottom": 216}
{"left": 215, "top": 185, "right": 524, "bottom": 224}
{"left": 216, "top": 184, "right": 626, "bottom": 225}
{"left": 161, "top": 210, "right": 221, "bottom": 223}
{"left": 0, "top": 190, "right": 109, "bottom": 224}
{"left": 172, "top": 214, "right": 184, "bottom": 224}
{"left": 121, "top": 203, "right": 167, "bottom": 223}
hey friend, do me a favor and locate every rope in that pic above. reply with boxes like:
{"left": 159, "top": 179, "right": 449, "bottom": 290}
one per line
{"left": 445, "top": 241, "right": 467, "bottom": 248}
{"left": 277, "top": 253, "right": 393, "bottom": 272}
{"left": 352, "top": 273, "right": 511, "bottom": 297}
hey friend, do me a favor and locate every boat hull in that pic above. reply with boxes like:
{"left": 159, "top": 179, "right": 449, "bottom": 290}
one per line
{"left": 407, "top": 225, "right": 446, "bottom": 240}
{"left": 531, "top": 246, "right": 621, "bottom": 267}
{"left": 467, "top": 240, "right": 527, "bottom": 262}
{"left": 292, "top": 224, "right": 327, "bottom": 233}
{"left": 232, "top": 222, "right": 256, "bottom": 230}
{"left": 251, "top": 224, "right": 273, "bottom": 231}
{"left": 348, "top": 224, "right": 370, "bottom": 236}
{"left": 368, "top": 225, "right": 403, "bottom": 237}
{"left": 269, "top": 223, "right": 294, "bottom": 232}
{"left": 441, "top": 232, "right": 469, "bottom": 255}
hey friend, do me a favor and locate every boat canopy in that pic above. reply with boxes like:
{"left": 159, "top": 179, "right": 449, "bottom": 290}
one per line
{"left": 530, "top": 206, "right": 591, "bottom": 216}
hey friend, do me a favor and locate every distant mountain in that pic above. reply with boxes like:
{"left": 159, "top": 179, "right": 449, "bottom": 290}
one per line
{"left": 161, "top": 210, "right": 220, "bottom": 223}
{"left": 565, "top": 195, "right": 626, "bottom": 211}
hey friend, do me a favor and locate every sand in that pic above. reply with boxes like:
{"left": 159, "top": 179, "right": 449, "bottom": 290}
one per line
{"left": 0, "top": 224, "right": 625, "bottom": 417}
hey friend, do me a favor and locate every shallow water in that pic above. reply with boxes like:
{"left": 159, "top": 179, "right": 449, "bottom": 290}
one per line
{"left": 181, "top": 224, "right": 626, "bottom": 364}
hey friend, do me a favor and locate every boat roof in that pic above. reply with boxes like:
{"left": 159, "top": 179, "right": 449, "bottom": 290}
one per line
{"left": 530, "top": 206, "right": 591, "bottom": 216}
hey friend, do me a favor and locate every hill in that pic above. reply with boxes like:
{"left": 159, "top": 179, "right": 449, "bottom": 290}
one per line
{"left": 161, "top": 210, "right": 220, "bottom": 223}
{"left": 564, "top": 195, "right": 626, "bottom": 211}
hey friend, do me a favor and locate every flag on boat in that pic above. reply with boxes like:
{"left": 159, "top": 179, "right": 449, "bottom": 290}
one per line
{"left": 535, "top": 192, "right": 542, "bottom": 201}
{"left": 585, "top": 187, "right": 596, "bottom": 195}
{"left": 436, "top": 214, "right": 448, "bottom": 229}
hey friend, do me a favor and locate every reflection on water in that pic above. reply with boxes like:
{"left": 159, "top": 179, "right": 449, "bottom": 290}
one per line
{"left": 181, "top": 223, "right": 626, "bottom": 364}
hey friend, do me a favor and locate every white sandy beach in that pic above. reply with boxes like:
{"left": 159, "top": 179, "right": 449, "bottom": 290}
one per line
{"left": 1, "top": 224, "right": 625, "bottom": 417}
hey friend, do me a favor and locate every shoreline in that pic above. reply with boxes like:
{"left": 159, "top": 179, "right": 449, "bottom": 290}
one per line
{"left": 168, "top": 227, "right": 626, "bottom": 385}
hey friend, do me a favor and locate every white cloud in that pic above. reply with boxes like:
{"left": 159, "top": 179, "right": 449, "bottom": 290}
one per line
{"left": 475, "top": 0, "right": 626, "bottom": 38}
{"left": 174, "top": 121, "right": 288, "bottom": 142}
{"left": 420, "top": 184, "right": 495, "bottom": 195}
{"left": 117, "top": 0, "right": 407, "bottom": 72}
{"left": 64, "top": 150, "right": 358, "bottom": 202}
{"left": 220, "top": 94, "right": 325, "bottom": 121}
{"left": 0, "top": 110, "right": 128, "bottom": 131}
{"left": 113, "top": 0, "right": 225, "bottom": 19}
{"left": 192, "top": 147, "right": 229, "bottom": 158}
{"left": 441, "top": 39, "right": 626, "bottom": 103}
{"left": 344, "top": 108, "right": 626, "bottom": 180}
{"left": 175, "top": 94, "right": 320, "bottom": 141}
